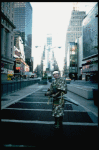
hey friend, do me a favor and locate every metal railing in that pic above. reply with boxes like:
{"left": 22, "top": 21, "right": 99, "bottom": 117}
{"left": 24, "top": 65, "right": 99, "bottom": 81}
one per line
{"left": 1, "top": 79, "right": 40, "bottom": 96}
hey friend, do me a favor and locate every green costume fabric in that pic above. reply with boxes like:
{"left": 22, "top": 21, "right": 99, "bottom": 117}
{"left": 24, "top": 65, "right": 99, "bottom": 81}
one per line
{"left": 47, "top": 77, "right": 67, "bottom": 118}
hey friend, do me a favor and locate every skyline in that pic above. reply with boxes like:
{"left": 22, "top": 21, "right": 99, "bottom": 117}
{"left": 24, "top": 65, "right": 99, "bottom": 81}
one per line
{"left": 30, "top": 2, "right": 97, "bottom": 71}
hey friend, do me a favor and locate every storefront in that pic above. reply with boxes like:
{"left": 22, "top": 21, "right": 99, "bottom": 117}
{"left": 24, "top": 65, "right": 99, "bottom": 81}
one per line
{"left": 1, "top": 66, "right": 8, "bottom": 81}
{"left": 1, "top": 61, "right": 14, "bottom": 81}
{"left": 82, "top": 59, "right": 98, "bottom": 82}
{"left": 7, "top": 69, "right": 14, "bottom": 80}
{"left": 15, "top": 58, "right": 25, "bottom": 75}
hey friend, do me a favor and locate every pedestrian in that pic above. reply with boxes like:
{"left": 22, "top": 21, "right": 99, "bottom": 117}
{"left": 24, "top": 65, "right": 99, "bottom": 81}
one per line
{"left": 73, "top": 74, "right": 75, "bottom": 81}
{"left": 45, "top": 71, "right": 67, "bottom": 129}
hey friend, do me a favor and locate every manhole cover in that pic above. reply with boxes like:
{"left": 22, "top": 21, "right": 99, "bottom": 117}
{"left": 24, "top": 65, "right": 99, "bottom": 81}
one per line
{"left": 1, "top": 98, "right": 10, "bottom": 101}
{"left": 10, "top": 94, "right": 19, "bottom": 96}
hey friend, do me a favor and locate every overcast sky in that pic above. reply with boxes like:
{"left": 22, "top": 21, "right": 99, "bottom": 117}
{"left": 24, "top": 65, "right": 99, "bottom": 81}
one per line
{"left": 30, "top": 2, "right": 97, "bottom": 71}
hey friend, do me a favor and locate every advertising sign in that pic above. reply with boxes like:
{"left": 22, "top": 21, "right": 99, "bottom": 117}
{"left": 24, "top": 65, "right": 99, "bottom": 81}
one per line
{"left": 8, "top": 69, "right": 14, "bottom": 74}
{"left": 16, "top": 67, "right": 20, "bottom": 71}
{"left": 82, "top": 63, "right": 98, "bottom": 73}
{"left": 15, "top": 50, "right": 21, "bottom": 57}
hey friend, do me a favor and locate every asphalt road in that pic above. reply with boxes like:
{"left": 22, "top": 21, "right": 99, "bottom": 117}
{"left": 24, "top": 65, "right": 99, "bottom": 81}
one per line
{"left": 1, "top": 87, "right": 98, "bottom": 148}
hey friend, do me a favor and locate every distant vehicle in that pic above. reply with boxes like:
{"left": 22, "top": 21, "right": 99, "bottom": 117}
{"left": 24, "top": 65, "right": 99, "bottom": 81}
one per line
{"left": 66, "top": 77, "right": 71, "bottom": 84}
{"left": 38, "top": 77, "right": 42, "bottom": 81}
{"left": 24, "top": 72, "right": 36, "bottom": 78}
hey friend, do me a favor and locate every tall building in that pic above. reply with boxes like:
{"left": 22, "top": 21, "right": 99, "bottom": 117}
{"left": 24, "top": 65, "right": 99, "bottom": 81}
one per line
{"left": 65, "top": 6, "right": 86, "bottom": 78}
{"left": 1, "top": 2, "right": 16, "bottom": 81}
{"left": 13, "top": 2, "right": 33, "bottom": 71}
{"left": 82, "top": 3, "right": 98, "bottom": 82}
{"left": 47, "top": 35, "right": 52, "bottom": 46}
{"left": 46, "top": 34, "right": 52, "bottom": 71}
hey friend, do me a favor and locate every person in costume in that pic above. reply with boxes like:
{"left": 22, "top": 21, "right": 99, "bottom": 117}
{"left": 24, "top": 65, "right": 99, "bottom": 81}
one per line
{"left": 45, "top": 71, "right": 67, "bottom": 128}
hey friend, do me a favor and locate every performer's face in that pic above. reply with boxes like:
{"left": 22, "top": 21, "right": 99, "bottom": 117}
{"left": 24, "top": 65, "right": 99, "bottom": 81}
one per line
{"left": 54, "top": 73, "right": 59, "bottom": 79}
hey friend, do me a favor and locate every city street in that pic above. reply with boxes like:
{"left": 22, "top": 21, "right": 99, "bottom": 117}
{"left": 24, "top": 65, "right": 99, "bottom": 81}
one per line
{"left": 1, "top": 83, "right": 98, "bottom": 148}
{"left": 1, "top": 2, "right": 98, "bottom": 148}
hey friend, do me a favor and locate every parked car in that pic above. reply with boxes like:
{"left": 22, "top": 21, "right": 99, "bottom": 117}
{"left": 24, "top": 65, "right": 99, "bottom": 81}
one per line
{"left": 66, "top": 77, "right": 71, "bottom": 84}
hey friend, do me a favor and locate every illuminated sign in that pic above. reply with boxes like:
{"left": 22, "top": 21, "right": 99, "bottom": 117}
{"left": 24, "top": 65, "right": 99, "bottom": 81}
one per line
{"left": 82, "top": 63, "right": 98, "bottom": 73}
{"left": 15, "top": 50, "right": 21, "bottom": 57}
{"left": 16, "top": 67, "right": 20, "bottom": 71}
{"left": 8, "top": 69, "right": 14, "bottom": 74}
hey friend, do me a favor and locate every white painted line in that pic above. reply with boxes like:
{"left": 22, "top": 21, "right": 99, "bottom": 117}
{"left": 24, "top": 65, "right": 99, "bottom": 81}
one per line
{"left": 18, "top": 101, "right": 52, "bottom": 104}
{"left": 1, "top": 86, "right": 44, "bottom": 110}
{"left": 65, "top": 96, "right": 98, "bottom": 117}
{"left": 4, "top": 107, "right": 90, "bottom": 112}
{"left": 35, "top": 92, "right": 46, "bottom": 93}
{"left": 64, "top": 96, "right": 79, "bottom": 105}
{"left": 18, "top": 101, "right": 74, "bottom": 105}
{"left": 1, "top": 119, "right": 98, "bottom": 126}
{"left": 16, "top": 101, "right": 74, "bottom": 105}
{"left": 4, "top": 108, "right": 52, "bottom": 111}
{"left": 1, "top": 119, "right": 54, "bottom": 124}
{"left": 63, "top": 122, "right": 98, "bottom": 126}
{"left": 25, "top": 97, "right": 47, "bottom": 99}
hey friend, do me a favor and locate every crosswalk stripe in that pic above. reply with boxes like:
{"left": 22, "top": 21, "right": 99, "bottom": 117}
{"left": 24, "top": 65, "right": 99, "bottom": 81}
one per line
{"left": 1, "top": 119, "right": 98, "bottom": 126}
{"left": 4, "top": 107, "right": 90, "bottom": 112}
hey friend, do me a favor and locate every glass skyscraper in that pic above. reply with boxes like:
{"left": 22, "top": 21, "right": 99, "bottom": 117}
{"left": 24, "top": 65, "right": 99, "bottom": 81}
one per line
{"left": 14, "top": 2, "right": 32, "bottom": 67}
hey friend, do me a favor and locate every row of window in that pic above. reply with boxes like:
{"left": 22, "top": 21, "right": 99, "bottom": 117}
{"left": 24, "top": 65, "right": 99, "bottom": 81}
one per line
{"left": 1, "top": 17, "right": 13, "bottom": 32}
{"left": 1, "top": 2, "right": 14, "bottom": 7}
{"left": 1, "top": 2, "right": 14, "bottom": 23}
{"left": 67, "top": 32, "right": 82, "bottom": 37}
{"left": 3, "top": 63, "right": 13, "bottom": 70}
{"left": 72, "top": 11, "right": 85, "bottom": 16}
{"left": 2, "top": 28, "right": 14, "bottom": 59}
{"left": 1, "top": 2, "right": 14, "bottom": 13}
{"left": 71, "top": 20, "right": 82, "bottom": 26}
{"left": 68, "top": 27, "right": 82, "bottom": 31}
{"left": 72, "top": 15, "right": 85, "bottom": 19}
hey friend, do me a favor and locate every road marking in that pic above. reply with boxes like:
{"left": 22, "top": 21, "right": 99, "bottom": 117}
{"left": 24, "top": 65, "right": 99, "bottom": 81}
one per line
{"left": 35, "top": 92, "right": 47, "bottom": 93}
{"left": 4, "top": 107, "right": 90, "bottom": 112}
{"left": 65, "top": 96, "right": 98, "bottom": 117}
{"left": 17, "top": 101, "right": 74, "bottom": 105}
{"left": 25, "top": 97, "right": 47, "bottom": 99}
{"left": 42, "top": 90, "right": 47, "bottom": 92}
{"left": 1, "top": 86, "right": 44, "bottom": 110}
{"left": 1, "top": 119, "right": 98, "bottom": 126}
{"left": 4, "top": 108, "right": 52, "bottom": 111}
{"left": 64, "top": 96, "right": 79, "bottom": 105}
{"left": 18, "top": 101, "right": 52, "bottom": 104}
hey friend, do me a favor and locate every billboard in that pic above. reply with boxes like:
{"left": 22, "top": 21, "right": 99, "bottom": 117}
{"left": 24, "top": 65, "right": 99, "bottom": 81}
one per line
{"left": 83, "top": 3, "right": 98, "bottom": 59}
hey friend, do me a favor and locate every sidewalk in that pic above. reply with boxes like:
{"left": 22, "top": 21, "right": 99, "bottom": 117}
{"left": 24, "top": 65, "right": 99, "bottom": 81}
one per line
{"left": 66, "top": 80, "right": 98, "bottom": 116}
{"left": 70, "top": 80, "right": 98, "bottom": 89}
{"left": 1, "top": 83, "right": 44, "bottom": 110}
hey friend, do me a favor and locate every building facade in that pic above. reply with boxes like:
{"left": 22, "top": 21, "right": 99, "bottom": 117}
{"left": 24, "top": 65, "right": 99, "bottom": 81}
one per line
{"left": 13, "top": 2, "right": 33, "bottom": 71}
{"left": 65, "top": 8, "right": 86, "bottom": 78}
{"left": 45, "top": 34, "right": 53, "bottom": 71}
{"left": 67, "top": 42, "right": 78, "bottom": 79}
{"left": 1, "top": 2, "right": 16, "bottom": 81}
{"left": 82, "top": 3, "right": 98, "bottom": 82}
{"left": 13, "top": 36, "right": 29, "bottom": 76}
{"left": 77, "top": 36, "right": 86, "bottom": 80}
